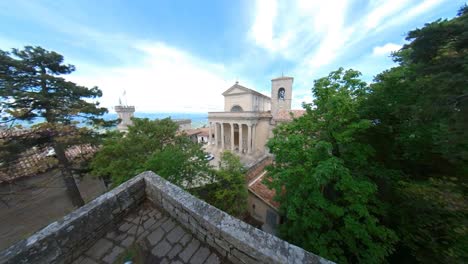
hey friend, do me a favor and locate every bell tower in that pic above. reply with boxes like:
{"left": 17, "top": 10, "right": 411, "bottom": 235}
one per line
{"left": 271, "top": 76, "right": 293, "bottom": 120}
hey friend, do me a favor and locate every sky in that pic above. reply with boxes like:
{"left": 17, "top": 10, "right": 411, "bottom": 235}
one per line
{"left": 0, "top": 0, "right": 465, "bottom": 113}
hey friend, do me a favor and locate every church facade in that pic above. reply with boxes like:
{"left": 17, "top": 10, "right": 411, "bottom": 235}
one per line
{"left": 207, "top": 76, "right": 304, "bottom": 159}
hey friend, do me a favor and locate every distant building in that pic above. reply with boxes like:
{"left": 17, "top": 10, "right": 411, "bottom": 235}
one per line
{"left": 207, "top": 76, "right": 304, "bottom": 158}
{"left": 174, "top": 119, "right": 191, "bottom": 131}
{"left": 184, "top": 128, "right": 209, "bottom": 143}
{"left": 115, "top": 105, "right": 135, "bottom": 132}
{"left": 115, "top": 105, "right": 192, "bottom": 132}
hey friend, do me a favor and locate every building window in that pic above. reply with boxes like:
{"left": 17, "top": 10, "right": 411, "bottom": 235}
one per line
{"left": 278, "top": 88, "right": 285, "bottom": 100}
{"left": 231, "top": 105, "right": 243, "bottom": 112}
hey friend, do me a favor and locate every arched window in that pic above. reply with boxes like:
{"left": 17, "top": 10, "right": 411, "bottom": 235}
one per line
{"left": 278, "top": 88, "right": 285, "bottom": 100}
{"left": 231, "top": 105, "right": 243, "bottom": 112}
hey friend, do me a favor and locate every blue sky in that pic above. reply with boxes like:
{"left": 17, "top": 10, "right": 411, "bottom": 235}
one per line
{"left": 0, "top": 0, "right": 465, "bottom": 113}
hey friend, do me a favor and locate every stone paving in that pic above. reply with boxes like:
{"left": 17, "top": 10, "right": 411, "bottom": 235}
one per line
{"left": 72, "top": 201, "right": 227, "bottom": 264}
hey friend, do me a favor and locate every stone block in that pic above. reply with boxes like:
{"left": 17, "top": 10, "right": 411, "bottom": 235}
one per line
{"left": 214, "top": 237, "right": 231, "bottom": 253}
{"left": 205, "top": 253, "right": 221, "bottom": 264}
{"left": 147, "top": 228, "right": 165, "bottom": 246}
{"left": 137, "top": 230, "right": 149, "bottom": 241}
{"left": 74, "top": 256, "right": 98, "bottom": 264}
{"left": 85, "top": 238, "right": 113, "bottom": 260}
{"left": 120, "top": 236, "right": 135, "bottom": 248}
{"left": 0, "top": 233, "right": 62, "bottom": 264}
{"left": 151, "top": 240, "right": 172, "bottom": 257}
{"left": 105, "top": 231, "right": 117, "bottom": 240}
{"left": 127, "top": 225, "right": 138, "bottom": 235}
{"left": 179, "top": 233, "right": 193, "bottom": 247}
{"left": 230, "top": 248, "right": 259, "bottom": 264}
{"left": 116, "top": 189, "right": 134, "bottom": 211}
{"left": 143, "top": 217, "right": 156, "bottom": 230}
{"left": 206, "top": 237, "right": 227, "bottom": 259}
{"left": 167, "top": 244, "right": 183, "bottom": 259}
{"left": 118, "top": 222, "right": 132, "bottom": 232}
{"left": 179, "top": 239, "right": 200, "bottom": 262}
{"left": 102, "top": 246, "right": 124, "bottom": 264}
{"left": 189, "top": 246, "right": 210, "bottom": 264}
{"left": 166, "top": 226, "right": 186, "bottom": 243}
{"left": 161, "top": 219, "right": 176, "bottom": 232}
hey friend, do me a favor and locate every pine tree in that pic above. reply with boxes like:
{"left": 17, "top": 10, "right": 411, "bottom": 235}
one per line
{"left": 0, "top": 46, "right": 114, "bottom": 207}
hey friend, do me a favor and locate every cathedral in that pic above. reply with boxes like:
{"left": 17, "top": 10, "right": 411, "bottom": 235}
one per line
{"left": 206, "top": 76, "right": 305, "bottom": 160}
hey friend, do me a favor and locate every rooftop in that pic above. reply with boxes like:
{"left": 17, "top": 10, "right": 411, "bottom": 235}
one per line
{"left": 0, "top": 171, "right": 334, "bottom": 264}
{"left": 274, "top": 109, "right": 306, "bottom": 121}
{"left": 75, "top": 201, "right": 226, "bottom": 264}
{"left": 222, "top": 83, "right": 271, "bottom": 100}
{"left": 271, "top": 76, "right": 294, "bottom": 81}
{"left": 248, "top": 171, "right": 280, "bottom": 209}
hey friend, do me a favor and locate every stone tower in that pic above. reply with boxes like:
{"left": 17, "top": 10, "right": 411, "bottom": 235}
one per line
{"left": 115, "top": 105, "right": 135, "bottom": 132}
{"left": 271, "top": 76, "right": 293, "bottom": 120}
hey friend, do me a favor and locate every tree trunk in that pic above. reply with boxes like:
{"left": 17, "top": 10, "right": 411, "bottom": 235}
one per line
{"left": 53, "top": 142, "right": 85, "bottom": 207}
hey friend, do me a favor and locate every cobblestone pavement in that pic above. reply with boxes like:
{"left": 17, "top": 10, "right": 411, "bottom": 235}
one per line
{"left": 72, "top": 202, "right": 227, "bottom": 264}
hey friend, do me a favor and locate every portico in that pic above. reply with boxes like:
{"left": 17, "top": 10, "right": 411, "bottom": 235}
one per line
{"left": 208, "top": 119, "right": 256, "bottom": 154}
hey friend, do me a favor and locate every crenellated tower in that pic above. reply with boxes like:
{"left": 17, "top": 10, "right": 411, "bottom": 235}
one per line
{"left": 115, "top": 105, "right": 135, "bottom": 132}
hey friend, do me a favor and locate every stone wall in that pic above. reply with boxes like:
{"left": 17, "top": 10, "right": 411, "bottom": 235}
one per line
{"left": 0, "top": 175, "right": 145, "bottom": 264}
{"left": 144, "top": 171, "right": 333, "bottom": 264}
{"left": 1, "top": 171, "right": 333, "bottom": 264}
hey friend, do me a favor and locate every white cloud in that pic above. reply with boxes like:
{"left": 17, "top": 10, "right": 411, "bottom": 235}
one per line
{"left": 249, "top": 0, "right": 278, "bottom": 51}
{"left": 1, "top": 1, "right": 243, "bottom": 114}
{"left": 67, "top": 42, "right": 235, "bottom": 113}
{"left": 364, "top": 0, "right": 410, "bottom": 30}
{"left": 372, "top": 43, "right": 402, "bottom": 56}
{"left": 248, "top": 0, "right": 450, "bottom": 85}
{"left": 248, "top": 0, "right": 351, "bottom": 62}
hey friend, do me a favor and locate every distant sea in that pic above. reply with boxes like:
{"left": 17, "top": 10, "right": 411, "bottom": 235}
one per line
{"left": 105, "top": 112, "right": 208, "bottom": 129}
{"left": 10, "top": 112, "right": 208, "bottom": 129}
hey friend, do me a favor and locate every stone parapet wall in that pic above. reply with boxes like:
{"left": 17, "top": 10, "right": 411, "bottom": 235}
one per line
{"left": 1, "top": 171, "right": 333, "bottom": 264}
{"left": 144, "top": 171, "right": 333, "bottom": 264}
{"left": 0, "top": 175, "right": 145, "bottom": 264}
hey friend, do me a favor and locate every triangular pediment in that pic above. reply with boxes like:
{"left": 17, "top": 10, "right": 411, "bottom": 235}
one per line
{"left": 222, "top": 84, "right": 254, "bottom": 96}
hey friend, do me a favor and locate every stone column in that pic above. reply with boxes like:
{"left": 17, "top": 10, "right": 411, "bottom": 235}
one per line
{"left": 230, "top": 123, "right": 235, "bottom": 151}
{"left": 252, "top": 124, "right": 256, "bottom": 154}
{"left": 247, "top": 124, "right": 252, "bottom": 154}
{"left": 208, "top": 122, "right": 212, "bottom": 144}
{"left": 239, "top": 124, "right": 243, "bottom": 154}
{"left": 221, "top": 123, "right": 225, "bottom": 149}
{"left": 214, "top": 122, "right": 218, "bottom": 147}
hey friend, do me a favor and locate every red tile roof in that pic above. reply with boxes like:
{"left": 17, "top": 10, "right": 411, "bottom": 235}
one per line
{"left": 0, "top": 143, "right": 98, "bottom": 183}
{"left": 274, "top": 109, "right": 305, "bottom": 121}
{"left": 248, "top": 172, "right": 280, "bottom": 209}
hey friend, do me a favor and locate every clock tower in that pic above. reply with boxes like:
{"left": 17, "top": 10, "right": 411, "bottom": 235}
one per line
{"left": 271, "top": 76, "right": 293, "bottom": 121}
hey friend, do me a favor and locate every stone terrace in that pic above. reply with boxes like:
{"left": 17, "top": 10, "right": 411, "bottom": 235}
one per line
{"left": 0, "top": 171, "right": 334, "bottom": 264}
{"left": 75, "top": 201, "right": 225, "bottom": 264}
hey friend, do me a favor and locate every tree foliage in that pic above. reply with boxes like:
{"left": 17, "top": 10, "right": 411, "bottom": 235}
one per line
{"left": 268, "top": 7, "right": 468, "bottom": 263}
{"left": 0, "top": 46, "right": 113, "bottom": 207}
{"left": 267, "top": 68, "right": 397, "bottom": 263}
{"left": 362, "top": 7, "right": 468, "bottom": 262}
{"left": 91, "top": 118, "right": 211, "bottom": 188}
{"left": 211, "top": 151, "right": 248, "bottom": 217}
{"left": 192, "top": 150, "right": 248, "bottom": 218}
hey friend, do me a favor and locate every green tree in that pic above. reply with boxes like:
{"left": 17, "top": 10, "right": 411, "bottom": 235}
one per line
{"left": 210, "top": 151, "right": 248, "bottom": 217}
{"left": 362, "top": 7, "right": 468, "bottom": 262}
{"left": 267, "top": 68, "right": 397, "bottom": 263}
{"left": 0, "top": 46, "right": 113, "bottom": 207}
{"left": 91, "top": 118, "right": 211, "bottom": 188}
